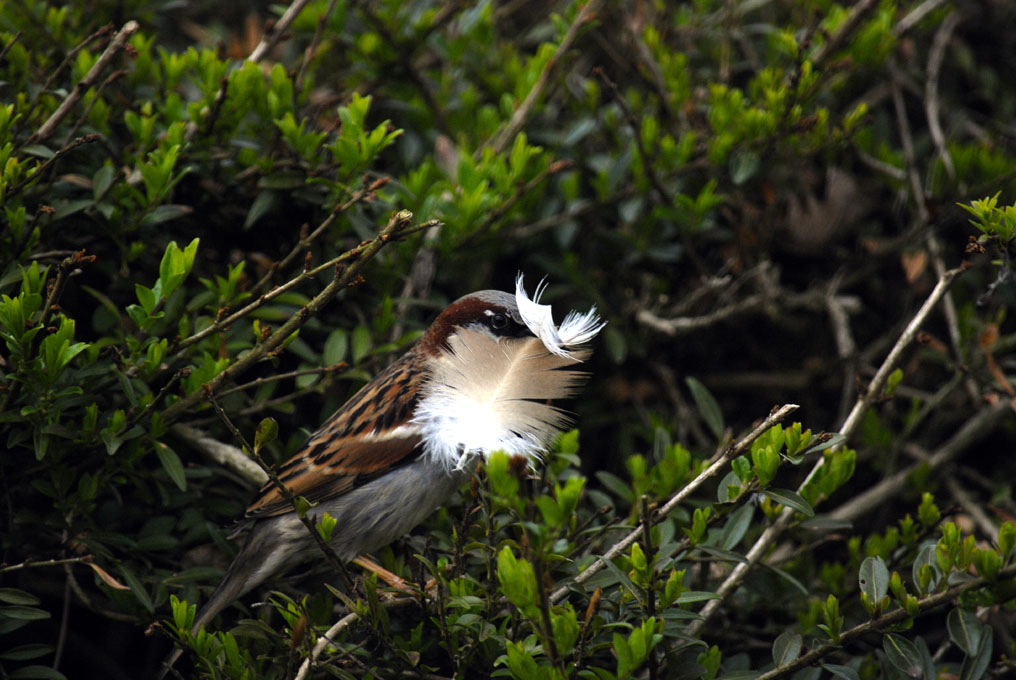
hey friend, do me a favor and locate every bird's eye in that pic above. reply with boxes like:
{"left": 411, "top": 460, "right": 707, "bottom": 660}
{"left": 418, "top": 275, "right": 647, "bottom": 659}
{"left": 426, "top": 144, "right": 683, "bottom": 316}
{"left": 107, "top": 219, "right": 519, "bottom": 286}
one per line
{"left": 490, "top": 313, "right": 508, "bottom": 330}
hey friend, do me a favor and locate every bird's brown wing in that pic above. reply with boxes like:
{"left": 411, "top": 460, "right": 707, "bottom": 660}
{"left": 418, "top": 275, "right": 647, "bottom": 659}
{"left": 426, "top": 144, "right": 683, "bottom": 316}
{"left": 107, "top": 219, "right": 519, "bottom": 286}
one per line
{"left": 245, "top": 352, "right": 425, "bottom": 519}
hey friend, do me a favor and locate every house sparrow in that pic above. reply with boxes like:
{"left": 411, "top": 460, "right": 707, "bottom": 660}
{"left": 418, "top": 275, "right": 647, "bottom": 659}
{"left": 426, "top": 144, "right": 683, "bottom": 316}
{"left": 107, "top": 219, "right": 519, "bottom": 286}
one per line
{"left": 166, "top": 275, "right": 602, "bottom": 669}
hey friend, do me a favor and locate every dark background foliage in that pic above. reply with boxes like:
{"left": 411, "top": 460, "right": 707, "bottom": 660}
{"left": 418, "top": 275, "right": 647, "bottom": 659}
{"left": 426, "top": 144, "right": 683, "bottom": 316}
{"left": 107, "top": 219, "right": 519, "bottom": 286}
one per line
{"left": 2, "top": 0, "right": 1016, "bottom": 678}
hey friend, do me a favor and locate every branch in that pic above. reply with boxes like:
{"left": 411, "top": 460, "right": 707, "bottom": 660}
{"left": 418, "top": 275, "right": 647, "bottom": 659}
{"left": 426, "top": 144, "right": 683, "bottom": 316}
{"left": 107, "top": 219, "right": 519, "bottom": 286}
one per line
{"left": 203, "top": 393, "right": 356, "bottom": 595}
{"left": 809, "top": 0, "right": 880, "bottom": 68}
{"left": 248, "top": 0, "right": 314, "bottom": 63}
{"left": 28, "top": 20, "right": 138, "bottom": 144}
{"left": 161, "top": 210, "right": 429, "bottom": 423}
{"left": 550, "top": 403, "right": 799, "bottom": 604}
{"left": 292, "top": 596, "right": 422, "bottom": 680}
{"left": 754, "top": 563, "right": 1016, "bottom": 680}
{"left": 172, "top": 207, "right": 427, "bottom": 357}
{"left": 170, "top": 423, "right": 267, "bottom": 486}
{"left": 829, "top": 403, "right": 1009, "bottom": 524}
{"left": 484, "top": 0, "right": 604, "bottom": 154}
{"left": 688, "top": 265, "right": 966, "bottom": 635}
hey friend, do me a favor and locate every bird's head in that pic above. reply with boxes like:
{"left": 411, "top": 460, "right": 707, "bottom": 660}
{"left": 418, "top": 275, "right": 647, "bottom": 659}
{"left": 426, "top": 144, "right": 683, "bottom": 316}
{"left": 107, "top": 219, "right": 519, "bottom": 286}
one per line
{"left": 413, "top": 275, "right": 605, "bottom": 469}
{"left": 419, "top": 274, "right": 603, "bottom": 359}
{"left": 418, "top": 289, "right": 532, "bottom": 356}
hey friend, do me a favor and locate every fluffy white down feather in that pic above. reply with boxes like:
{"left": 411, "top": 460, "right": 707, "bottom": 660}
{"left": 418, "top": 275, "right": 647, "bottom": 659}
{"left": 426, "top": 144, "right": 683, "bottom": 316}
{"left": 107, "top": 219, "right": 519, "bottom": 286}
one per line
{"left": 415, "top": 277, "right": 603, "bottom": 469}
{"left": 514, "top": 273, "right": 605, "bottom": 358}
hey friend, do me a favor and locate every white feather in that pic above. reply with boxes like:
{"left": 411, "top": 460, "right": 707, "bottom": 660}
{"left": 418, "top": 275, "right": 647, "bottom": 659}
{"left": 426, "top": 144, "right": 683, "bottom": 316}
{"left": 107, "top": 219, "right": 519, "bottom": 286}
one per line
{"left": 515, "top": 273, "right": 605, "bottom": 358}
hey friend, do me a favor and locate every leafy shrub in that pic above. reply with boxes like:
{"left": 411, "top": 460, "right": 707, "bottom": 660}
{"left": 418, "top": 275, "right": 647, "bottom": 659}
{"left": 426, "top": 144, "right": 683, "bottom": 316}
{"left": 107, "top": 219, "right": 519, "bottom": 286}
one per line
{"left": 2, "top": 0, "right": 1015, "bottom": 678}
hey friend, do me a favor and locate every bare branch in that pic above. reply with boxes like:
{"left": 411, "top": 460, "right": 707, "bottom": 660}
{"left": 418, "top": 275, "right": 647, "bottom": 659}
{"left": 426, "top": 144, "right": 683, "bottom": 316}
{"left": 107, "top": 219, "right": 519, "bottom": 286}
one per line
{"left": 29, "top": 20, "right": 138, "bottom": 144}
{"left": 484, "top": 0, "right": 605, "bottom": 154}
{"left": 549, "top": 403, "right": 799, "bottom": 604}
{"left": 689, "top": 265, "right": 965, "bottom": 634}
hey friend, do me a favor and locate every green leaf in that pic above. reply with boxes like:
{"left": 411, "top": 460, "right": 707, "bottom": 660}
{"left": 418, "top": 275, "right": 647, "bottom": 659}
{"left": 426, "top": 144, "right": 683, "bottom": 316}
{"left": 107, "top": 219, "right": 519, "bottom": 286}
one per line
{"left": 729, "top": 149, "right": 760, "bottom": 185}
{"left": 244, "top": 190, "right": 277, "bottom": 230}
{"left": 958, "top": 624, "right": 992, "bottom": 680}
{"left": 674, "top": 591, "right": 720, "bottom": 604}
{"left": 135, "top": 284, "right": 156, "bottom": 314}
{"left": 324, "top": 329, "right": 348, "bottom": 365}
{"left": 883, "top": 633, "right": 922, "bottom": 678}
{"left": 772, "top": 630, "right": 801, "bottom": 666}
{"left": 140, "top": 203, "right": 192, "bottom": 228}
{"left": 948, "top": 608, "right": 983, "bottom": 656}
{"left": 8, "top": 666, "right": 67, "bottom": 680}
{"left": 255, "top": 418, "right": 279, "bottom": 454}
{"left": 821, "top": 664, "right": 859, "bottom": 680}
{"left": 806, "top": 433, "right": 846, "bottom": 454}
{"left": 0, "top": 589, "right": 41, "bottom": 606}
{"left": 351, "top": 325, "right": 371, "bottom": 364}
{"left": 0, "top": 644, "right": 53, "bottom": 661}
{"left": 762, "top": 489, "right": 814, "bottom": 517}
{"left": 118, "top": 565, "right": 154, "bottom": 614}
{"left": 52, "top": 199, "right": 93, "bottom": 221}
{"left": 595, "top": 470, "right": 634, "bottom": 503}
{"left": 718, "top": 504, "right": 753, "bottom": 550}
{"left": 858, "top": 556, "right": 889, "bottom": 609}
{"left": 92, "top": 164, "right": 115, "bottom": 201}
{"left": 686, "top": 377, "right": 724, "bottom": 438}
{"left": 154, "top": 442, "right": 187, "bottom": 491}
{"left": 0, "top": 606, "right": 49, "bottom": 621}
{"left": 317, "top": 512, "right": 337, "bottom": 542}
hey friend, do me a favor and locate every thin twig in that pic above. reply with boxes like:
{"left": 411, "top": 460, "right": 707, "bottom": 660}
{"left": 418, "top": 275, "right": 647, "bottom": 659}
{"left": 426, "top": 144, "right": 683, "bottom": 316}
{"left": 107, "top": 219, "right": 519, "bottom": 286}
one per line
{"left": 295, "top": 0, "right": 339, "bottom": 96}
{"left": 890, "top": 57, "right": 929, "bottom": 225}
{"left": 161, "top": 211, "right": 429, "bottom": 423}
{"left": 173, "top": 209, "right": 426, "bottom": 358}
{"left": 7, "top": 134, "right": 103, "bottom": 199}
{"left": 61, "top": 69, "right": 126, "bottom": 148}
{"left": 0, "top": 30, "right": 23, "bottom": 64}
{"left": 23, "top": 24, "right": 111, "bottom": 136}
{"left": 549, "top": 403, "right": 799, "bottom": 604}
{"left": 28, "top": 20, "right": 138, "bottom": 144}
{"left": 0, "top": 556, "right": 94, "bottom": 573}
{"left": 183, "top": 0, "right": 315, "bottom": 142}
{"left": 124, "top": 368, "right": 190, "bottom": 431}
{"left": 248, "top": 0, "right": 315, "bottom": 63}
{"left": 204, "top": 391, "right": 357, "bottom": 596}
{"left": 754, "top": 563, "right": 1016, "bottom": 680}
{"left": 595, "top": 67, "right": 670, "bottom": 204}
{"left": 484, "top": 0, "right": 605, "bottom": 155}
{"left": 217, "top": 363, "right": 346, "bottom": 398}
{"left": 809, "top": 0, "right": 880, "bottom": 68}
{"left": 248, "top": 180, "right": 384, "bottom": 298}
{"left": 925, "top": 11, "right": 960, "bottom": 182}
{"left": 829, "top": 403, "right": 1009, "bottom": 523}
{"left": 293, "top": 596, "right": 422, "bottom": 680}
{"left": 945, "top": 476, "right": 999, "bottom": 541}
{"left": 894, "top": 0, "right": 949, "bottom": 37}
{"left": 460, "top": 160, "right": 574, "bottom": 247}
{"left": 688, "top": 266, "right": 965, "bottom": 634}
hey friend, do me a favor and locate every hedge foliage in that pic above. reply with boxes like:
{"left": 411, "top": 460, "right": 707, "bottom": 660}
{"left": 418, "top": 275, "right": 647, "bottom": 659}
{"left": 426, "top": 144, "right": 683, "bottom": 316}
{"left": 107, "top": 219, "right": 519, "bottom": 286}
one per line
{"left": 2, "top": 0, "right": 1016, "bottom": 678}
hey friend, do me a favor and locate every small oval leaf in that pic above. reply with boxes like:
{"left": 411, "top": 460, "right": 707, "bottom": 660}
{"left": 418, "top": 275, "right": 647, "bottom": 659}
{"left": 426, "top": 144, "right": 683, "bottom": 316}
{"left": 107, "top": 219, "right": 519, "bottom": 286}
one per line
{"left": 883, "top": 633, "right": 923, "bottom": 678}
{"left": 762, "top": 488, "right": 815, "bottom": 517}
{"left": 154, "top": 442, "right": 187, "bottom": 491}
{"left": 772, "top": 630, "right": 802, "bottom": 666}
{"left": 859, "top": 556, "right": 890, "bottom": 605}
{"left": 686, "top": 376, "right": 724, "bottom": 439}
{"left": 948, "top": 608, "right": 982, "bottom": 655}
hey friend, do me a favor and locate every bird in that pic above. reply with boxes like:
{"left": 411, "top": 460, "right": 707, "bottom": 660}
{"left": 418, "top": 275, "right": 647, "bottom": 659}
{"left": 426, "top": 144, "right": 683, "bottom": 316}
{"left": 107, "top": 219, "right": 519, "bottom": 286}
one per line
{"left": 162, "top": 275, "right": 603, "bottom": 674}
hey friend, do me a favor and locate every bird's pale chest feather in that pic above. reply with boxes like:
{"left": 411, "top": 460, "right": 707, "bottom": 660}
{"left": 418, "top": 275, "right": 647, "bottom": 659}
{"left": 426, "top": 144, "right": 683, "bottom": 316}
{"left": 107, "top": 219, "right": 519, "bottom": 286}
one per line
{"left": 413, "top": 328, "right": 589, "bottom": 469}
